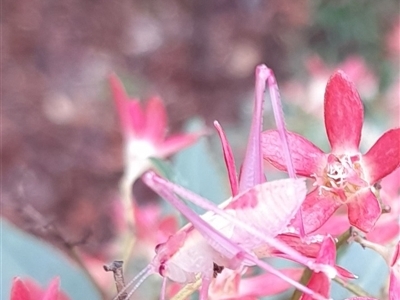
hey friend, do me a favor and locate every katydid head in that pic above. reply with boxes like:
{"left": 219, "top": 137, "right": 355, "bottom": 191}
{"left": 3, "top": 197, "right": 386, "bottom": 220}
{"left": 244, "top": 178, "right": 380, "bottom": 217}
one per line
{"left": 151, "top": 230, "right": 197, "bottom": 283}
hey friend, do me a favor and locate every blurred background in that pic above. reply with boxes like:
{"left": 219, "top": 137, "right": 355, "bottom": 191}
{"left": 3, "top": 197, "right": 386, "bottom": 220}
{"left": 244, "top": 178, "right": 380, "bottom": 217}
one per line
{"left": 2, "top": 0, "right": 399, "bottom": 299}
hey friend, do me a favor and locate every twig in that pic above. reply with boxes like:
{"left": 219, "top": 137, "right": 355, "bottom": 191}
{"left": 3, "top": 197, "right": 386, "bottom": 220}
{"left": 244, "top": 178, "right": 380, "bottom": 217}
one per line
{"left": 104, "top": 260, "right": 128, "bottom": 300}
{"left": 333, "top": 277, "right": 373, "bottom": 297}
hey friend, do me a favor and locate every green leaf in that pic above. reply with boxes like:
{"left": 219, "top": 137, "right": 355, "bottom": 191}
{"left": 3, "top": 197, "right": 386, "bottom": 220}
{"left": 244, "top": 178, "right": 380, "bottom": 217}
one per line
{"left": 171, "top": 119, "right": 229, "bottom": 214}
{"left": 1, "top": 219, "right": 100, "bottom": 300}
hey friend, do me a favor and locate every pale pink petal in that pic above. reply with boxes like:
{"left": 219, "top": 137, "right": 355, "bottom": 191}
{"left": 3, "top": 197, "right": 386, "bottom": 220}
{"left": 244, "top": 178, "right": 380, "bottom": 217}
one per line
{"left": 324, "top": 70, "right": 363, "bottom": 153}
{"left": 368, "top": 221, "right": 399, "bottom": 244}
{"left": 10, "top": 278, "right": 31, "bottom": 300}
{"left": 42, "top": 277, "right": 60, "bottom": 300}
{"left": 363, "top": 128, "right": 400, "bottom": 183}
{"left": 295, "top": 189, "right": 342, "bottom": 234}
{"left": 261, "top": 130, "right": 326, "bottom": 177}
{"left": 314, "top": 214, "right": 350, "bottom": 237}
{"left": 158, "top": 133, "right": 204, "bottom": 158}
{"left": 109, "top": 74, "right": 145, "bottom": 136}
{"left": 237, "top": 268, "right": 303, "bottom": 297}
{"left": 144, "top": 96, "right": 168, "bottom": 145}
{"left": 347, "top": 189, "right": 381, "bottom": 232}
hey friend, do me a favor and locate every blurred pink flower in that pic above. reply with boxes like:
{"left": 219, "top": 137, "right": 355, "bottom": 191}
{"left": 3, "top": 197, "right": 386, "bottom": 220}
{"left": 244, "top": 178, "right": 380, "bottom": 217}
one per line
{"left": 282, "top": 55, "right": 378, "bottom": 118}
{"left": 109, "top": 73, "right": 203, "bottom": 172}
{"left": 10, "top": 277, "right": 69, "bottom": 300}
{"left": 386, "top": 18, "right": 400, "bottom": 58}
{"left": 262, "top": 70, "right": 400, "bottom": 233}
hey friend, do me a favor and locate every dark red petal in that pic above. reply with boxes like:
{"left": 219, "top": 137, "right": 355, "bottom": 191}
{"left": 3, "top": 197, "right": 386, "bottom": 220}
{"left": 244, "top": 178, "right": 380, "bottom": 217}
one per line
{"left": 347, "top": 189, "right": 381, "bottom": 232}
{"left": 324, "top": 70, "right": 364, "bottom": 153}
{"left": 261, "top": 130, "right": 326, "bottom": 177}
{"left": 297, "top": 189, "right": 342, "bottom": 234}
{"left": 144, "top": 96, "right": 167, "bottom": 144}
{"left": 299, "top": 273, "right": 330, "bottom": 300}
{"left": 363, "top": 128, "right": 400, "bottom": 183}
{"left": 315, "top": 236, "right": 336, "bottom": 265}
{"left": 109, "top": 74, "right": 144, "bottom": 135}
{"left": 10, "top": 278, "right": 31, "bottom": 300}
{"left": 275, "top": 234, "right": 320, "bottom": 258}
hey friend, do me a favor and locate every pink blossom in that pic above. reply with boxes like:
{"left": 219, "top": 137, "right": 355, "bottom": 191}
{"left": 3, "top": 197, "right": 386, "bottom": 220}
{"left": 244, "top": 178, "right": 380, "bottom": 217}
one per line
{"left": 10, "top": 277, "right": 69, "bottom": 300}
{"left": 262, "top": 70, "right": 400, "bottom": 233}
{"left": 109, "top": 73, "right": 203, "bottom": 164}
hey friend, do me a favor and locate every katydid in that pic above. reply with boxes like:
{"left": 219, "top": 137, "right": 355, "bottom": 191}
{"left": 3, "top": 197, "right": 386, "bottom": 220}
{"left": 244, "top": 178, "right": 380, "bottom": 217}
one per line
{"left": 113, "top": 65, "right": 333, "bottom": 299}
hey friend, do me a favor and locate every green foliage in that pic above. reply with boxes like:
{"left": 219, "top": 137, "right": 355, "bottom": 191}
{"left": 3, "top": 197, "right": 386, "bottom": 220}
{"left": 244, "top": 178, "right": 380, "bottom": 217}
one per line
{"left": 2, "top": 219, "right": 100, "bottom": 300}
{"left": 308, "top": 0, "right": 398, "bottom": 70}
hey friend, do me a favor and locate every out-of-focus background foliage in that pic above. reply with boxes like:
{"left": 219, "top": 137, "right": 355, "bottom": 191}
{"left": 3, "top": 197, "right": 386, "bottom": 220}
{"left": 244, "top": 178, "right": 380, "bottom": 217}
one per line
{"left": 2, "top": 0, "right": 399, "bottom": 299}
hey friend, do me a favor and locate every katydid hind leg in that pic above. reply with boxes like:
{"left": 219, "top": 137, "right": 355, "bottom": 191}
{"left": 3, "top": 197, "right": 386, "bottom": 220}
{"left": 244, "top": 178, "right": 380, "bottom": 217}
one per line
{"left": 143, "top": 172, "right": 333, "bottom": 299}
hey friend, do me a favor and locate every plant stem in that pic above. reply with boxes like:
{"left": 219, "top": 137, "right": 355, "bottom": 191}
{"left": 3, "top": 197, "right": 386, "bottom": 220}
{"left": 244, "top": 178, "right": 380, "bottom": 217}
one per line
{"left": 333, "top": 277, "right": 372, "bottom": 297}
{"left": 290, "top": 267, "right": 312, "bottom": 300}
{"left": 171, "top": 276, "right": 202, "bottom": 300}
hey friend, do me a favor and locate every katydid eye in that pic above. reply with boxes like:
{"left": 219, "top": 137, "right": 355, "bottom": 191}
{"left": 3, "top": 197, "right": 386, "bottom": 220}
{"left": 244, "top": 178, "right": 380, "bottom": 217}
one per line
{"left": 155, "top": 243, "right": 163, "bottom": 253}
{"left": 158, "top": 264, "right": 165, "bottom": 276}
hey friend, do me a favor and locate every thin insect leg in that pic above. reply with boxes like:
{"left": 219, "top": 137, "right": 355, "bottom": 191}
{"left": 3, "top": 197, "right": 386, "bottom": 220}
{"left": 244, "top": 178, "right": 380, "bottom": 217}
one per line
{"left": 199, "top": 276, "right": 212, "bottom": 300}
{"left": 145, "top": 172, "right": 336, "bottom": 278}
{"left": 112, "top": 264, "right": 154, "bottom": 300}
{"left": 239, "top": 66, "right": 266, "bottom": 191}
{"left": 260, "top": 65, "right": 306, "bottom": 236}
{"left": 261, "top": 66, "right": 296, "bottom": 179}
{"left": 214, "top": 121, "right": 239, "bottom": 196}
{"left": 124, "top": 267, "right": 155, "bottom": 300}
{"left": 160, "top": 277, "right": 167, "bottom": 300}
{"left": 242, "top": 253, "right": 329, "bottom": 300}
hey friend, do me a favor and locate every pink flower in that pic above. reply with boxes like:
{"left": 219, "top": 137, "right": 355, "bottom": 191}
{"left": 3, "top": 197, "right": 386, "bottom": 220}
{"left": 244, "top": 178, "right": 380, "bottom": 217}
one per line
{"left": 262, "top": 70, "right": 400, "bottom": 233}
{"left": 298, "top": 235, "right": 356, "bottom": 300}
{"left": 10, "top": 277, "right": 69, "bottom": 300}
{"left": 109, "top": 74, "right": 202, "bottom": 162}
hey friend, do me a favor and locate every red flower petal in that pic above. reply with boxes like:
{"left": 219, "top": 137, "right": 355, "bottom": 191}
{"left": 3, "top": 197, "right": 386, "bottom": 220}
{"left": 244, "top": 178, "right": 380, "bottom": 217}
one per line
{"left": 238, "top": 268, "right": 303, "bottom": 297}
{"left": 126, "top": 101, "right": 145, "bottom": 137}
{"left": 363, "top": 128, "right": 400, "bottom": 183}
{"left": 10, "top": 278, "right": 31, "bottom": 300}
{"left": 295, "top": 189, "right": 342, "bottom": 234}
{"left": 299, "top": 273, "right": 330, "bottom": 300}
{"left": 261, "top": 130, "right": 326, "bottom": 177}
{"left": 347, "top": 189, "right": 381, "bottom": 232}
{"left": 158, "top": 133, "right": 204, "bottom": 158}
{"left": 109, "top": 74, "right": 145, "bottom": 136}
{"left": 324, "top": 70, "right": 364, "bottom": 153}
{"left": 42, "top": 278, "right": 61, "bottom": 300}
{"left": 144, "top": 96, "right": 167, "bottom": 145}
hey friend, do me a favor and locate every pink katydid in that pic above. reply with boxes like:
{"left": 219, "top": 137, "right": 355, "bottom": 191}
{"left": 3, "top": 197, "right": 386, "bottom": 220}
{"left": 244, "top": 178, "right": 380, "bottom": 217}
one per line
{"left": 112, "top": 65, "right": 335, "bottom": 300}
